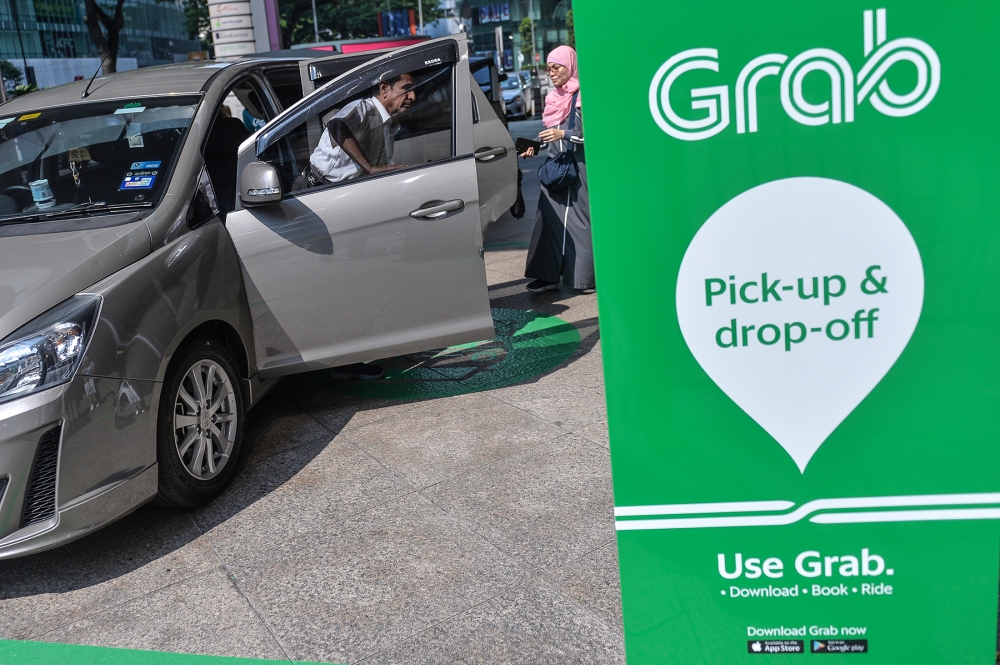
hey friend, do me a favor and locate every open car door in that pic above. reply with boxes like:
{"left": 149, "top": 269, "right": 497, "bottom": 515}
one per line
{"left": 471, "top": 81, "right": 517, "bottom": 231}
{"left": 300, "top": 48, "right": 516, "bottom": 232}
{"left": 226, "top": 36, "right": 496, "bottom": 377}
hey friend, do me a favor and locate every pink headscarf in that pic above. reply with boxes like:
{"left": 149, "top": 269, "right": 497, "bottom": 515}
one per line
{"left": 542, "top": 45, "right": 581, "bottom": 128}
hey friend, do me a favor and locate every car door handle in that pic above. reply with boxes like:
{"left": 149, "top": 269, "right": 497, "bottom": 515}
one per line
{"left": 410, "top": 199, "right": 465, "bottom": 219}
{"left": 474, "top": 146, "right": 507, "bottom": 161}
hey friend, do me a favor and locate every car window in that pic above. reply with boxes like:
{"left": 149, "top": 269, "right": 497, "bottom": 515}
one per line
{"left": 259, "top": 61, "right": 454, "bottom": 195}
{"left": 264, "top": 67, "right": 305, "bottom": 111}
{"left": 472, "top": 66, "right": 494, "bottom": 99}
{"left": 501, "top": 78, "right": 521, "bottom": 90}
{"left": 219, "top": 80, "right": 269, "bottom": 133}
{"left": 0, "top": 96, "right": 199, "bottom": 220}
{"left": 472, "top": 68, "right": 490, "bottom": 86}
{"left": 207, "top": 79, "right": 271, "bottom": 217}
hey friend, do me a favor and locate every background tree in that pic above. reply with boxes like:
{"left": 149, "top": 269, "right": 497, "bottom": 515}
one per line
{"left": 82, "top": 0, "right": 126, "bottom": 74}
{"left": 0, "top": 60, "right": 23, "bottom": 86}
{"left": 84, "top": 0, "right": 198, "bottom": 75}
{"left": 182, "top": 0, "right": 212, "bottom": 49}
{"left": 565, "top": 9, "right": 574, "bottom": 48}
{"left": 280, "top": 0, "right": 445, "bottom": 49}
{"left": 518, "top": 17, "right": 533, "bottom": 68}
{"left": 13, "top": 82, "right": 38, "bottom": 97}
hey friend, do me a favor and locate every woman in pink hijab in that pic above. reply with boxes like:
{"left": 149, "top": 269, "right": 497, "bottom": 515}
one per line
{"left": 521, "top": 45, "right": 594, "bottom": 294}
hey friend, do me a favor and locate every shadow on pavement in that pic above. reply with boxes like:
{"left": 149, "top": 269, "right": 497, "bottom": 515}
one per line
{"left": 0, "top": 393, "right": 360, "bottom": 599}
{"left": 0, "top": 301, "right": 600, "bottom": 597}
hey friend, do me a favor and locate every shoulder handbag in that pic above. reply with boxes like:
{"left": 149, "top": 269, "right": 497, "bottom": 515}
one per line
{"left": 509, "top": 166, "right": 526, "bottom": 218}
{"left": 537, "top": 92, "right": 580, "bottom": 193}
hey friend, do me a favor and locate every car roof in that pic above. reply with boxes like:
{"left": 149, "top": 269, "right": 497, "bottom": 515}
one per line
{"left": 0, "top": 58, "right": 300, "bottom": 114}
{"left": 0, "top": 45, "right": 476, "bottom": 116}
{"left": 243, "top": 48, "right": 329, "bottom": 60}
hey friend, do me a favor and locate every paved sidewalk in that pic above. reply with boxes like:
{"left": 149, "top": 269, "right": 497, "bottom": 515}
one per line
{"left": 0, "top": 124, "right": 623, "bottom": 665}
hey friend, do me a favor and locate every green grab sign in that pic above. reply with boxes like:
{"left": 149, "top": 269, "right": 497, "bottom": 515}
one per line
{"left": 575, "top": 1, "right": 1000, "bottom": 663}
{"left": 0, "top": 640, "right": 342, "bottom": 665}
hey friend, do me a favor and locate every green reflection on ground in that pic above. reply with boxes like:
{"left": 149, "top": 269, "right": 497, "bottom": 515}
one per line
{"left": 330, "top": 308, "right": 581, "bottom": 401}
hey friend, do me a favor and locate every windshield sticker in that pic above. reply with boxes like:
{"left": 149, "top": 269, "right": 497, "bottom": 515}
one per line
{"left": 130, "top": 160, "right": 161, "bottom": 169}
{"left": 69, "top": 147, "right": 92, "bottom": 162}
{"left": 125, "top": 123, "right": 144, "bottom": 148}
{"left": 114, "top": 103, "right": 146, "bottom": 114}
{"left": 120, "top": 174, "right": 156, "bottom": 190}
{"left": 0, "top": 117, "right": 14, "bottom": 129}
{"left": 17, "top": 112, "right": 41, "bottom": 121}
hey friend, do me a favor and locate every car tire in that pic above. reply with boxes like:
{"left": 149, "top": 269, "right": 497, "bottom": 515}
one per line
{"left": 153, "top": 338, "right": 245, "bottom": 508}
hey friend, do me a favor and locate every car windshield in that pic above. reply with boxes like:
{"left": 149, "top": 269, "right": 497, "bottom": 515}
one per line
{"left": 0, "top": 96, "right": 200, "bottom": 222}
{"left": 501, "top": 78, "right": 521, "bottom": 90}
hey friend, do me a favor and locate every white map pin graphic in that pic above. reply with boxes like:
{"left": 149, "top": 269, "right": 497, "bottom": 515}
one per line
{"left": 676, "top": 177, "right": 924, "bottom": 472}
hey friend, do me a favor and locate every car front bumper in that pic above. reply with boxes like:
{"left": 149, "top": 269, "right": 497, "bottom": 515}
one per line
{"left": 0, "top": 374, "right": 159, "bottom": 560}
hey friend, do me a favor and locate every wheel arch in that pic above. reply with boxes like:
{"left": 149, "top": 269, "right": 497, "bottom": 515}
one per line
{"left": 160, "top": 319, "right": 254, "bottom": 410}
{"left": 84, "top": 221, "right": 259, "bottom": 390}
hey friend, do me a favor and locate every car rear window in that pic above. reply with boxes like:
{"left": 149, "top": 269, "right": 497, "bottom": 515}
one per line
{"left": 0, "top": 96, "right": 200, "bottom": 221}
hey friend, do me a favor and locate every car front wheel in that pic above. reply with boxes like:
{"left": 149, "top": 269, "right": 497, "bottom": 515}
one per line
{"left": 154, "top": 338, "right": 244, "bottom": 508}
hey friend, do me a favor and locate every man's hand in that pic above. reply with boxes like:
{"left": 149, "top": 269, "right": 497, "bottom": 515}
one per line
{"left": 519, "top": 147, "right": 537, "bottom": 158}
{"left": 369, "top": 164, "right": 411, "bottom": 175}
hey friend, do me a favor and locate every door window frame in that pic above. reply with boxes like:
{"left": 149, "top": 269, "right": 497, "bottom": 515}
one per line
{"left": 235, "top": 39, "right": 471, "bottom": 211}
{"left": 255, "top": 45, "right": 464, "bottom": 201}
{"left": 253, "top": 41, "right": 461, "bottom": 160}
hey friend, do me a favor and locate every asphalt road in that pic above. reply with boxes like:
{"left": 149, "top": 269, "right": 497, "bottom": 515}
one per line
{"left": 0, "top": 119, "right": 623, "bottom": 665}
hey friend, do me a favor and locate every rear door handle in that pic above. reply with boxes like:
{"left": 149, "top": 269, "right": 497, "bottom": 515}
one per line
{"left": 474, "top": 146, "right": 507, "bottom": 161}
{"left": 410, "top": 199, "right": 465, "bottom": 219}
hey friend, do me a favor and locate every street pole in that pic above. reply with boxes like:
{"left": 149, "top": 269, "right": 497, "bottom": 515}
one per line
{"left": 0, "top": 69, "right": 6, "bottom": 103}
{"left": 527, "top": 0, "right": 537, "bottom": 74}
{"left": 494, "top": 25, "right": 503, "bottom": 71}
{"left": 311, "top": 0, "right": 319, "bottom": 42}
{"left": 418, "top": 0, "right": 423, "bottom": 35}
{"left": 9, "top": 0, "right": 30, "bottom": 79}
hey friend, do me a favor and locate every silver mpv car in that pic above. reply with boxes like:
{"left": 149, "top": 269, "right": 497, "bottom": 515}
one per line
{"left": 0, "top": 35, "right": 516, "bottom": 558}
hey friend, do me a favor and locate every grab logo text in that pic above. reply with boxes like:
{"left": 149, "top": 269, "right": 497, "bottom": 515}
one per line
{"left": 649, "top": 9, "right": 940, "bottom": 141}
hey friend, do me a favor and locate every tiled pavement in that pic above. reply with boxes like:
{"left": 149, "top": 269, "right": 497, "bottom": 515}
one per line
{"left": 0, "top": 121, "right": 624, "bottom": 664}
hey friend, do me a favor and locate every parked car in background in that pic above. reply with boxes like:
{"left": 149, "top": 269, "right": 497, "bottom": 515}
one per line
{"left": 501, "top": 75, "right": 529, "bottom": 119}
{"left": 0, "top": 35, "right": 516, "bottom": 558}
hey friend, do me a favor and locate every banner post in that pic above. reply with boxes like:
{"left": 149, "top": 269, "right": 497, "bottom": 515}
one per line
{"left": 575, "top": 2, "right": 1000, "bottom": 662}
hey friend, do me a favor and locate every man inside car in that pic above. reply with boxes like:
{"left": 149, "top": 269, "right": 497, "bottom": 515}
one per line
{"left": 304, "top": 72, "right": 417, "bottom": 186}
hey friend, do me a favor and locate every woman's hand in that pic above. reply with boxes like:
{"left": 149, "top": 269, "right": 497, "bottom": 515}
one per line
{"left": 519, "top": 147, "right": 537, "bottom": 158}
{"left": 538, "top": 128, "right": 565, "bottom": 143}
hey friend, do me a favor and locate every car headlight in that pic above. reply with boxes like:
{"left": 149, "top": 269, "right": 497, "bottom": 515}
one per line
{"left": 0, "top": 295, "right": 102, "bottom": 404}
{"left": 513, "top": 95, "right": 522, "bottom": 103}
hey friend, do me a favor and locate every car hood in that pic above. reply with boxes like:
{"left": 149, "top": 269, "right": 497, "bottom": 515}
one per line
{"left": 0, "top": 217, "right": 150, "bottom": 340}
{"left": 502, "top": 89, "right": 522, "bottom": 100}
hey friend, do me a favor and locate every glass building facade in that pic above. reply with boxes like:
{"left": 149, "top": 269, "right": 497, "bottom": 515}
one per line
{"left": 0, "top": 0, "right": 199, "bottom": 69}
{"left": 461, "top": 0, "right": 571, "bottom": 72}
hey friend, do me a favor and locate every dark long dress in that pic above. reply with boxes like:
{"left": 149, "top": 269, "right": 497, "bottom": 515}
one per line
{"left": 524, "top": 104, "right": 594, "bottom": 290}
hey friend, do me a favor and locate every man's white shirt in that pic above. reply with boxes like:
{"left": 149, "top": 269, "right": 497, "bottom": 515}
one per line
{"left": 309, "top": 97, "right": 393, "bottom": 183}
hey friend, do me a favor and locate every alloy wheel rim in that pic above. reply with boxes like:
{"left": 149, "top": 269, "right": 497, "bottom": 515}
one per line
{"left": 173, "top": 359, "right": 237, "bottom": 480}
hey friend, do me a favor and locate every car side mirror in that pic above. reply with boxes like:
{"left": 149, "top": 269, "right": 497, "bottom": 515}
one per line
{"left": 239, "top": 161, "right": 282, "bottom": 207}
